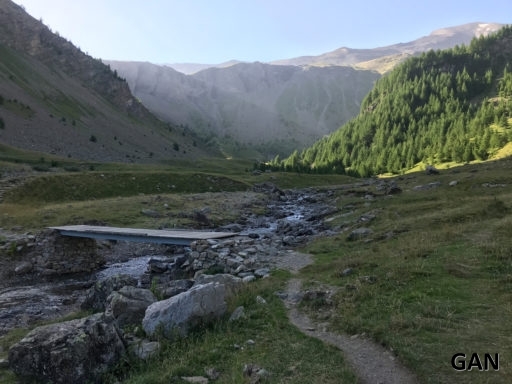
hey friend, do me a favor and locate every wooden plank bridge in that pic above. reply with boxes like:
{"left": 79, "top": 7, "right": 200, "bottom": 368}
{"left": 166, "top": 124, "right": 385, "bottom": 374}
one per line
{"left": 49, "top": 225, "right": 237, "bottom": 246}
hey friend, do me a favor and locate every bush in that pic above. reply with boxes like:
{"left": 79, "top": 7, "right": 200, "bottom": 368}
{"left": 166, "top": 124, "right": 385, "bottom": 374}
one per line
{"left": 89, "top": 135, "right": 97, "bottom": 143}
{"left": 0, "top": 116, "right": 4, "bottom": 129}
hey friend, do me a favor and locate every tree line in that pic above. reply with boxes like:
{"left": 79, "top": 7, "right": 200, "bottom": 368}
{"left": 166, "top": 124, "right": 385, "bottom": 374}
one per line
{"left": 270, "top": 26, "right": 512, "bottom": 176}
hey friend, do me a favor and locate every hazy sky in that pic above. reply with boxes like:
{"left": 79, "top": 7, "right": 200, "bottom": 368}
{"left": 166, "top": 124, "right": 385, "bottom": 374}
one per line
{"left": 12, "top": 0, "right": 512, "bottom": 64}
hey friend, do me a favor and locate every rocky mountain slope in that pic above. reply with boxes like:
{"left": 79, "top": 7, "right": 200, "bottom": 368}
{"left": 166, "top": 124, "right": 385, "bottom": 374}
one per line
{"left": 108, "top": 23, "right": 502, "bottom": 159}
{"left": 272, "top": 23, "right": 503, "bottom": 73}
{"left": 0, "top": 0, "right": 208, "bottom": 163}
{"left": 107, "top": 60, "right": 379, "bottom": 157}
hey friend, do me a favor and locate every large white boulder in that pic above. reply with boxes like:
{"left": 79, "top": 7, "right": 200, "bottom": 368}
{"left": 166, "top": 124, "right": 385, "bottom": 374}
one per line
{"left": 142, "top": 282, "right": 227, "bottom": 339}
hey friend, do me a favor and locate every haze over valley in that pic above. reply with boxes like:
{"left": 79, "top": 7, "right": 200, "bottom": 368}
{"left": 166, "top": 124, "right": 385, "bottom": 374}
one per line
{"left": 107, "top": 23, "right": 503, "bottom": 159}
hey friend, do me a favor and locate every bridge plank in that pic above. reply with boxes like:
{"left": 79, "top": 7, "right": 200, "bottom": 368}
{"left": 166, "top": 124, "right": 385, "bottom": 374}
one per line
{"left": 49, "top": 225, "right": 237, "bottom": 245}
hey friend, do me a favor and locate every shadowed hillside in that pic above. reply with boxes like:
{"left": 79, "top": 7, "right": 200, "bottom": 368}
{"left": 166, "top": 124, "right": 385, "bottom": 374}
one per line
{"left": 277, "top": 26, "right": 512, "bottom": 176}
{"left": 0, "top": 0, "right": 210, "bottom": 162}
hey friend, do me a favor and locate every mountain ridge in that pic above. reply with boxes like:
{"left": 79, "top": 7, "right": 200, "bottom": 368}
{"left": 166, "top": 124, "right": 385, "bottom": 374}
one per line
{"left": 271, "top": 22, "right": 504, "bottom": 72}
{"left": 107, "top": 60, "right": 380, "bottom": 158}
{"left": 164, "top": 22, "right": 503, "bottom": 75}
{"left": 108, "top": 22, "right": 503, "bottom": 159}
{"left": 276, "top": 26, "right": 512, "bottom": 176}
{"left": 0, "top": 0, "right": 209, "bottom": 162}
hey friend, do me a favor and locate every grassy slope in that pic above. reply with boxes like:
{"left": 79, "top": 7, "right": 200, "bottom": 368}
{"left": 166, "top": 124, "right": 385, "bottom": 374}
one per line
{"left": 300, "top": 159, "right": 512, "bottom": 383}
{"left": 2, "top": 151, "right": 512, "bottom": 383}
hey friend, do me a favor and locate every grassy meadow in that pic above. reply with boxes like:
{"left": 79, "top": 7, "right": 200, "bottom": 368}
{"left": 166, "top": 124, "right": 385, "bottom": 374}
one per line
{"left": 1, "top": 147, "right": 512, "bottom": 383}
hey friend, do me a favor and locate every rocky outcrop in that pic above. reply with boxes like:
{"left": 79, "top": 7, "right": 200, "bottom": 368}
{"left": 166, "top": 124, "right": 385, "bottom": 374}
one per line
{"left": 4, "top": 231, "right": 105, "bottom": 276}
{"left": 8, "top": 313, "right": 125, "bottom": 384}
{"left": 142, "top": 282, "right": 228, "bottom": 339}
{"left": 193, "top": 273, "right": 242, "bottom": 297}
{"left": 106, "top": 286, "right": 157, "bottom": 328}
{"left": 81, "top": 274, "right": 138, "bottom": 312}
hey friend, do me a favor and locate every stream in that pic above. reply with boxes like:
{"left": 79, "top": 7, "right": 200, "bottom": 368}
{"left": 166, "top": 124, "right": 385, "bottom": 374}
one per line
{"left": 0, "top": 186, "right": 338, "bottom": 336}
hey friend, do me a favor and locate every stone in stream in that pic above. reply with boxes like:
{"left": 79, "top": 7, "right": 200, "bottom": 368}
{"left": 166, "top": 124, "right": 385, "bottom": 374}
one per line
{"left": 81, "top": 274, "right": 138, "bottom": 312}
{"left": 106, "top": 286, "right": 157, "bottom": 327}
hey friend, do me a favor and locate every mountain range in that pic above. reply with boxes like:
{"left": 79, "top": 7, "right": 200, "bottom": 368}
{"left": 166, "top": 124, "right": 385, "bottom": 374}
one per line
{"left": 108, "top": 22, "right": 503, "bottom": 158}
{"left": 0, "top": 0, "right": 506, "bottom": 164}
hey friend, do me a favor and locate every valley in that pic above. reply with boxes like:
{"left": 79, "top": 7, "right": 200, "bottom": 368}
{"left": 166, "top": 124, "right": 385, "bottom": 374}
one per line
{"left": 1, "top": 0, "right": 512, "bottom": 382}
{"left": 1, "top": 156, "right": 512, "bottom": 383}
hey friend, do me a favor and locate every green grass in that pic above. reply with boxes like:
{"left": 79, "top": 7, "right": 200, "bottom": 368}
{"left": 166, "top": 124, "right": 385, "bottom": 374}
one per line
{"left": 298, "top": 160, "right": 512, "bottom": 383}
{"left": 3, "top": 171, "right": 250, "bottom": 204}
{"left": 103, "top": 274, "right": 357, "bottom": 384}
{"left": 4, "top": 150, "right": 512, "bottom": 383}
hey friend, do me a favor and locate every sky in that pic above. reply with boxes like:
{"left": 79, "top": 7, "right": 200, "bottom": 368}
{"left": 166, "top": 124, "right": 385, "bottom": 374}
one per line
{"left": 12, "top": 0, "right": 512, "bottom": 64}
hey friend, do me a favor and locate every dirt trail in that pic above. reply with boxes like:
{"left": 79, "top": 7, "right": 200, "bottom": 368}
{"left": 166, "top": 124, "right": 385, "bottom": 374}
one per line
{"left": 282, "top": 256, "right": 418, "bottom": 384}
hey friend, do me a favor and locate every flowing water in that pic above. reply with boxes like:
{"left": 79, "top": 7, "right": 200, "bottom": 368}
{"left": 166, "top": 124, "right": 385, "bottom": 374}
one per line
{"left": 0, "top": 188, "right": 334, "bottom": 335}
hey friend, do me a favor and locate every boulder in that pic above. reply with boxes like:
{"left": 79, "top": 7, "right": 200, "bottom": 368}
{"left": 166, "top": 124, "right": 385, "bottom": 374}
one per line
{"left": 161, "top": 279, "right": 194, "bottom": 299}
{"left": 106, "top": 286, "right": 157, "bottom": 328}
{"left": 254, "top": 268, "right": 270, "bottom": 278}
{"left": 14, "top": 261, "right": 33, "bottom": 275}
{"left": 194, "top": 273, "right": 242, "bottom": 297}
{"left": 425, "top": 165, "right": 440, "bottom": 175}
{"left": 143, "top": 282, "right": 227, "bottom": 339}
{"left": 229, "top": 306, "right": 246, "bottom": 322}
{"left": 8, "top": 313, "right": 125, "bottom": 384}
{"left": 81, "top": 274, "right": 138, "bottom": 312}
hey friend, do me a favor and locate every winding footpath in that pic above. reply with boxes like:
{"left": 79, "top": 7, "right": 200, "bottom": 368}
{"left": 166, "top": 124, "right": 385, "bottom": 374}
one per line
{"left": 282, "top": 256, "right": 419, "bottom": 384}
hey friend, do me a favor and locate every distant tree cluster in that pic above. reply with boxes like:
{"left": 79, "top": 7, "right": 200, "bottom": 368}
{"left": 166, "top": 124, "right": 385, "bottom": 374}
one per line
{"left": 274, "top": 26, "right": 512, "bottom": 176}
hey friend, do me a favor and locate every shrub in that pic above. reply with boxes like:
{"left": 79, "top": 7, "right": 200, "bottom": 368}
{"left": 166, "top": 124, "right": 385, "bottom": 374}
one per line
{"left": 89, "top": 135, "right": 97, "bottom": 143}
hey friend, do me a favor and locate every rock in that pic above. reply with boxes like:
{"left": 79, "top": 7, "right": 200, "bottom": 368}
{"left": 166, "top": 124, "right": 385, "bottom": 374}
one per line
{"left": 413, "top": 181, "right": 441, "bottom": 191}
{"left": 243, "top": 363, "right": 270, "bottom": 383}
{"left": 359, "top": 213, "right": 376, "bottom": 222}
{"left": 205, "top": 367, "right": 221, "bottom": 380}
{"left": 256, "top": 296, "right": 267, "bottom": 305}
{"left": 81, "top": 274, "right": 138, "bottom": 312}
{"left": 449, "top": 180, "right": 459, "bottom": 187}
{"left": 194, "top": 273, "right": 242, "bottom": 297}
{"left": 242, "top": 275, "right": 256, "bottom": 283}
{"left": 131, "top": 340, "right": 160, "bottom": 360}
{"left": 106, "top": 286, "right": 157, "bottom": 328}
{"left": 282, "top": 235, "right": 296, "bottom": 246}
{"left": 141, "top": 209, "right": 161, "bottom": 218}
{"left": 229, "top": 306, "right": 245, "bottom": 322}
{"left": 14, "top": 261, "right": 33, "bottom": 275}
{"left": 360, "top": 275, "right": 377, "bottom": 284}
{"left": 386, "top": 185, "right": 402, "bottom": 195}
{"left": 8, "top": 313, "right": 125, "bottom": 384}
{"left": 347, "top": 228, "right": 373, "bottom": 241}
{"left": 181, "top": 377, "right": 209, "bottom": 384}
{"left": 220, "top": 223, "right": 243, "bottom": 233}
{"left": 161, "top": 279, "right": 194, "bottom": 299}
{"left": 342, "top": 268, "right": 353, "bottom": 276}
{"left": 143, "top": 282, "right": 228, "bottom": 339}
{"left": 148, "top": 259, "right": 168, "bottom": 273}
{"left": 254, "top": 268, "right": 270, "bottom": 278}
{"left": 425, "top": 165, "right": 439, "bottom": 175}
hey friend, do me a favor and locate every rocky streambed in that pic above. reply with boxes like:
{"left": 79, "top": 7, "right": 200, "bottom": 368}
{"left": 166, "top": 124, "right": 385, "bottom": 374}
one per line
{"left": 0, "top": 183, "right": 341, "bottom": 336}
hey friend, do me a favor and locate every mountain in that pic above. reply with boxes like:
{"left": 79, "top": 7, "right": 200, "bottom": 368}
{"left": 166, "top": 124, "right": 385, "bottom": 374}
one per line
{"left": 276, "top": 26, "right": 512, "bottom": 176}
{"left": 0, "top": 0, "right": 208, "bottom": 162}
{"left": 108, "top": 23, "right": 503, "bottom": 159}
{"left": 107, "top": 60, "right": 380, "bottom": 158}
{"left": 272, "top": 23, "right": 504, "bottom": 73}
{"left": 165, "top": 60, "right": 243, "bottom": 75}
